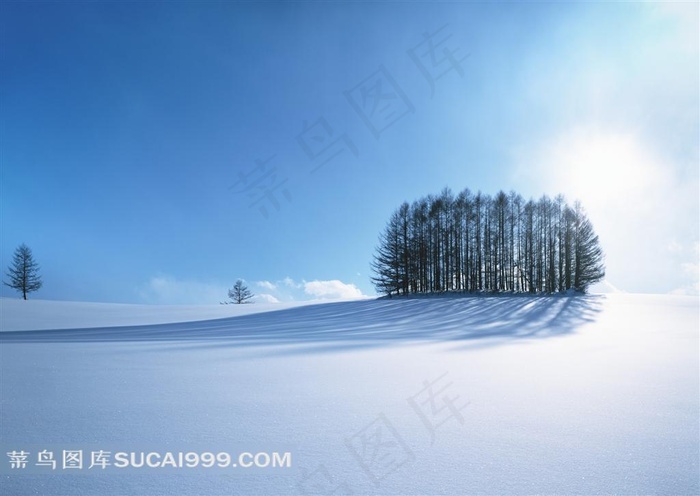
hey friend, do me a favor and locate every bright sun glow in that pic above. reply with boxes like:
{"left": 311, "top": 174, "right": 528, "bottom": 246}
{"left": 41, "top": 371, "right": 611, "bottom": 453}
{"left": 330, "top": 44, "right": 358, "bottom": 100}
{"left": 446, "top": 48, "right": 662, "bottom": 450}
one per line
{"left": 540, "top": 128, "right": 668, "bottom": 216}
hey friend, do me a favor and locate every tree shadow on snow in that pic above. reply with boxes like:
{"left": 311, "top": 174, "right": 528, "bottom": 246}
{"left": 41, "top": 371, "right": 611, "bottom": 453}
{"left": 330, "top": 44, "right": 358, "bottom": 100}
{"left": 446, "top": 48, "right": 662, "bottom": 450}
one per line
{"left": 0, "top": 294, "right": 604, "bottom": 355}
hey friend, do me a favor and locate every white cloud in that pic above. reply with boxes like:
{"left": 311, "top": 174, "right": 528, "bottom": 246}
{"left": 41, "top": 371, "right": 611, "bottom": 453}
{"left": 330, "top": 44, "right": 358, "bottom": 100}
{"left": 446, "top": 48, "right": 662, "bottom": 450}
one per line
{"left": 254, "top": 293, "right": 280, "bottom": 304}
{"left": 667, "top": 240, "right": 684, "bottom": 254}
{"left": 283, "top": 276, "right": 302, "bottom": 289}
{"left": 137, "top": 275, "right": 366, "bottom": 305}
{"left": 256, "top": 280, "right": 277, "bottom": 291}
{"left": 670, "top": 242, "right": 700, "bottom": 296}
{"left": 137, "top": 275, "right": 228, "bottom": 305}
{"left": 249, "top": 276, "right": 366, "bottom": 301}
{"left": 303, "top": 280, "right": 364, "bottom": 300}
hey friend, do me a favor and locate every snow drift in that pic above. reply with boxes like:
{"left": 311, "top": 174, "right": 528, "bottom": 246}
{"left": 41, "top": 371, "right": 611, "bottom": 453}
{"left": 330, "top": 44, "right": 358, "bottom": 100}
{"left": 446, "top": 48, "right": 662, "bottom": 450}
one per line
{"left": 1, "top": 293, "right": 697, "bottom": 495}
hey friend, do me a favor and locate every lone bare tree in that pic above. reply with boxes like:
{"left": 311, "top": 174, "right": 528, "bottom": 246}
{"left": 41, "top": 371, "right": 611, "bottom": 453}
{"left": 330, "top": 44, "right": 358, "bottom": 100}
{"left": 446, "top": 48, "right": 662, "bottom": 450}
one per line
{"left": 4, "top": 243, "right": 43, "bottom": 300}
{"left": 228, "top": 279, "right": 254, "bottom": 304}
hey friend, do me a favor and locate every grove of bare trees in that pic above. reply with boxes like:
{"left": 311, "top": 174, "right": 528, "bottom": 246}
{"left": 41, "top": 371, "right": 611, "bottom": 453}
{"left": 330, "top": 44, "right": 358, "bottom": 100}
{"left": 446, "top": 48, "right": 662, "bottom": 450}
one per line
{"left": 371, "top": 188, "right": 605, "bottom": 296}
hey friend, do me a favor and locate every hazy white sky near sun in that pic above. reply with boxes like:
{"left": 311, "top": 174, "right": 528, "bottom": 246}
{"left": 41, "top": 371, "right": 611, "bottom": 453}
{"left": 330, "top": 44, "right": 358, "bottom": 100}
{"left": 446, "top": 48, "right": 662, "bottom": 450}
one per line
{"left": 1, "top": 2, "right": 697, "bottom": 303}
{"left": 511, "top": 2, "right": 699, "bottom": 296}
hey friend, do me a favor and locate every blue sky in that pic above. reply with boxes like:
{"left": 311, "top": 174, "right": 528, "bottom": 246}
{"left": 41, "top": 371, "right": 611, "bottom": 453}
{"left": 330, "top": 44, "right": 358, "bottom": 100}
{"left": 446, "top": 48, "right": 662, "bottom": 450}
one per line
{"left": 1, "top": 1, "right": 698, "bottom": 304}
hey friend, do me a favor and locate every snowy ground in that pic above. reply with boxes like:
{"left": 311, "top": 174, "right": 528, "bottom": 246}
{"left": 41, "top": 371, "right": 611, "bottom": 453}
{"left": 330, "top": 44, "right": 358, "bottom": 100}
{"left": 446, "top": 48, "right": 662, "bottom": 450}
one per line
{"left": 1, "top": 293, "right": 698, "bottom": 495}
{"left": 0, "top": 298, "right": 325, "bottom": 332}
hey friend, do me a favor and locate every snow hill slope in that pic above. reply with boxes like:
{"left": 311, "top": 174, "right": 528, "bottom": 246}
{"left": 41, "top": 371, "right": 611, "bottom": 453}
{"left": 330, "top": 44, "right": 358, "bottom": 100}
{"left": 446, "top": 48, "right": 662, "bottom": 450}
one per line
{"left": 1, "top": 293, "right": 698, "bottom": 495}
{"left": 0, "top": 297, "right": 325, "bottom": 332}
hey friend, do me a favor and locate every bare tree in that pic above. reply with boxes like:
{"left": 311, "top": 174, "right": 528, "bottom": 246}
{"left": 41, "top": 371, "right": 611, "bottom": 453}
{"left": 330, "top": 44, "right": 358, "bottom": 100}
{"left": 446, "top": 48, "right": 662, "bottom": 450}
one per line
{"left": 371, "top": 210, "right": 404, "bottom": 297}
{"left": 572, "top": 202, "right": 606, "bottom": 292}
{"left": 4, "top": 243, "right": 42, "bottom": 300}
{"left": 227, "top": 279, "right": 254, "bottom": 304}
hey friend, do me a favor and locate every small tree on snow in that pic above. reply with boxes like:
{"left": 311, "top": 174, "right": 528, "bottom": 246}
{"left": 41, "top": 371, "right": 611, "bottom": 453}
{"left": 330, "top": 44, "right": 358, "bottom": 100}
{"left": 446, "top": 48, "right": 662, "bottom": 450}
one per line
{"left": 228, "top": 279, "right": 254, "bottom": 304}
{"left": 4, "top": 243, "right": 43, "bottom": 300}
